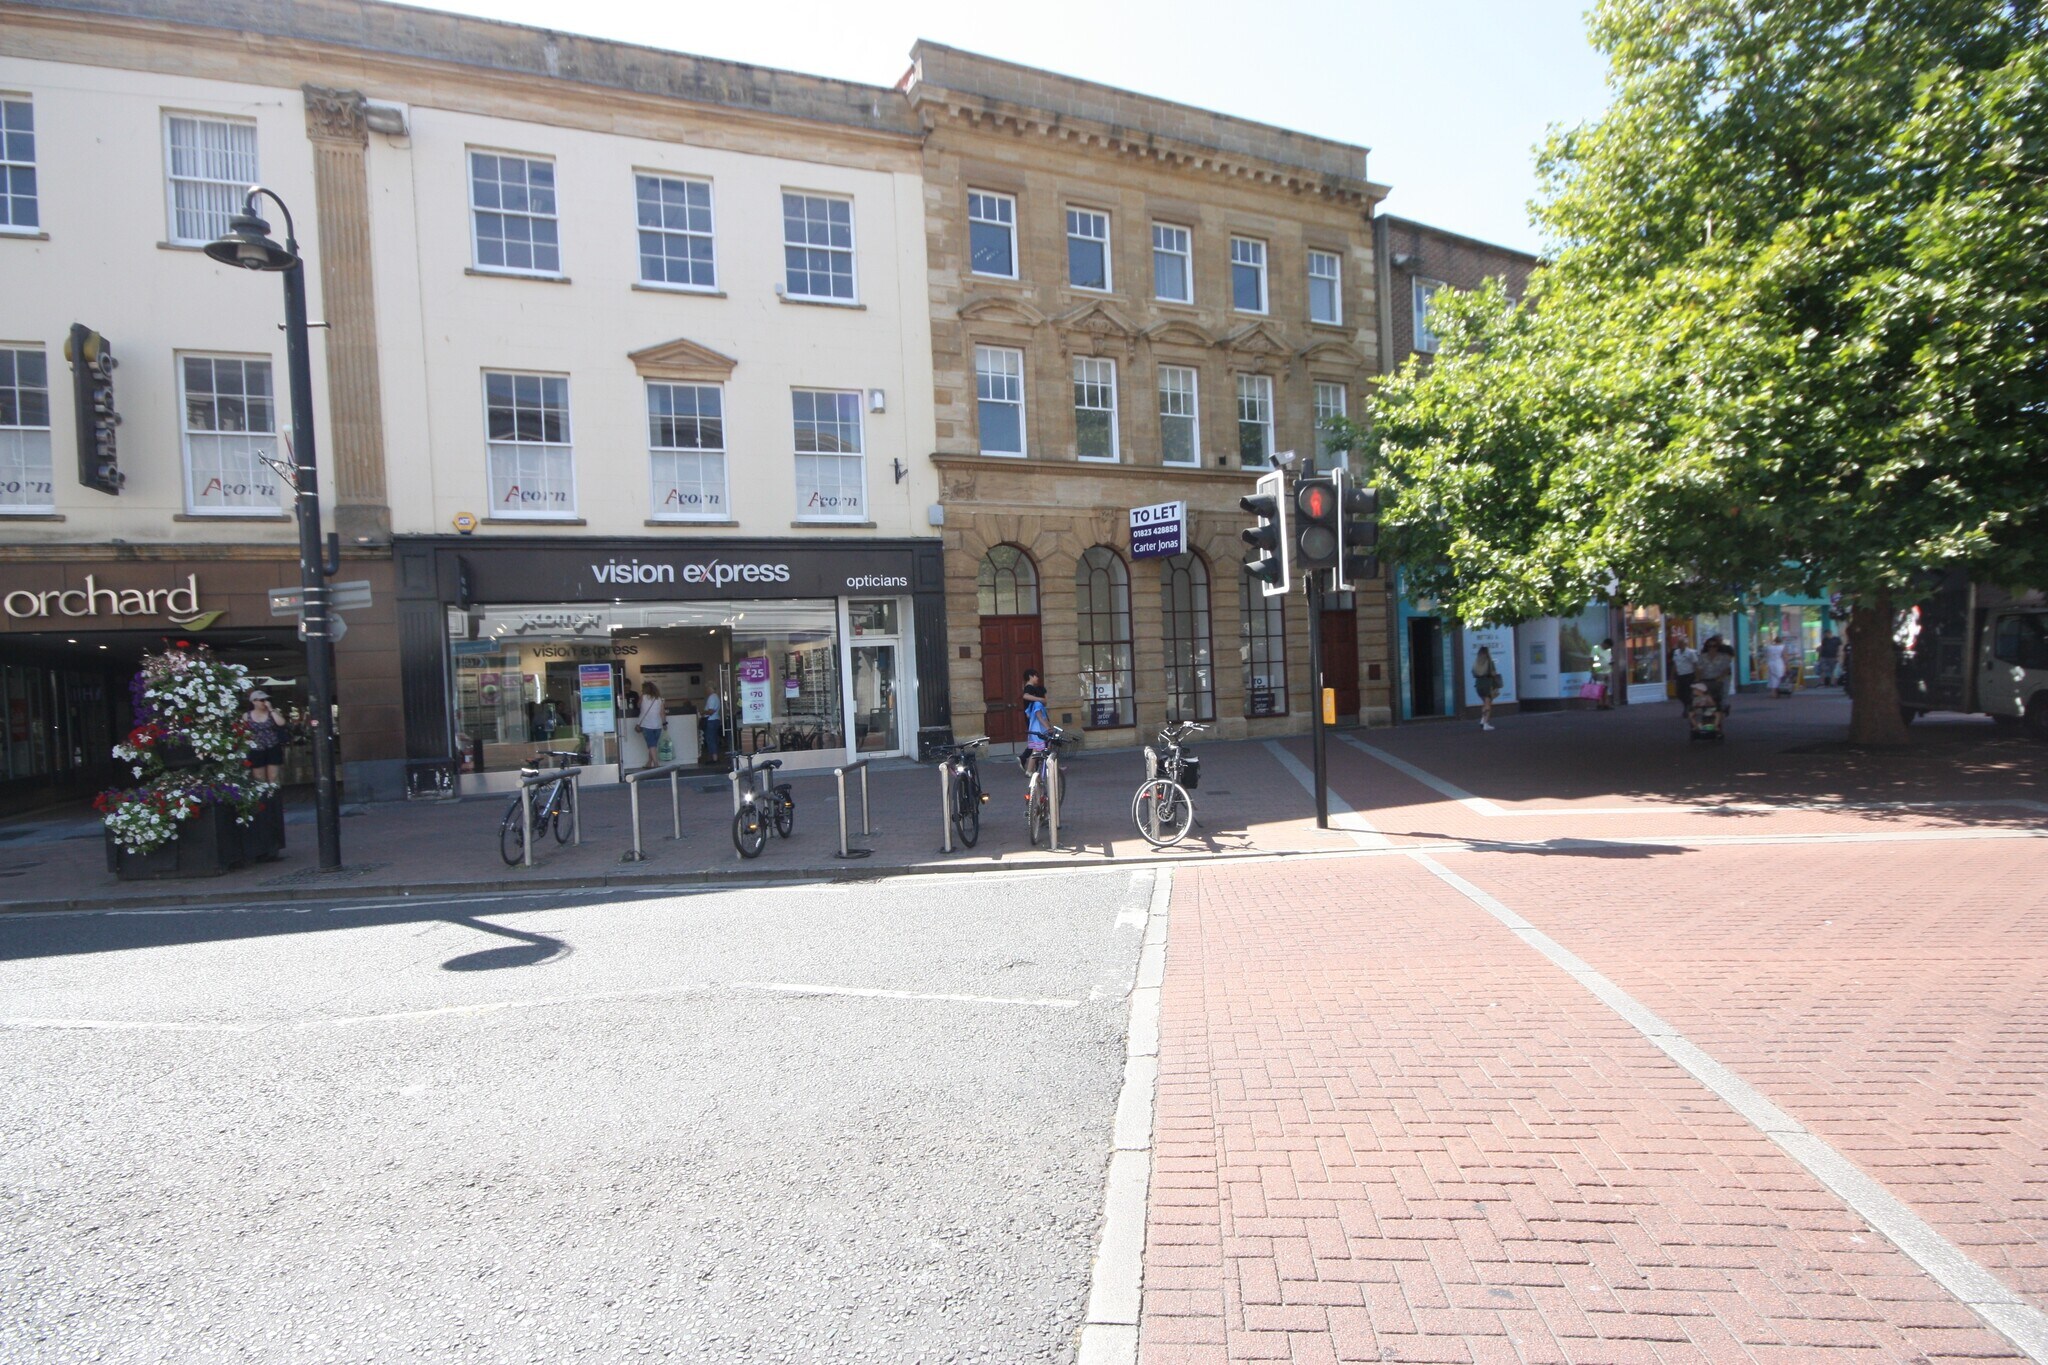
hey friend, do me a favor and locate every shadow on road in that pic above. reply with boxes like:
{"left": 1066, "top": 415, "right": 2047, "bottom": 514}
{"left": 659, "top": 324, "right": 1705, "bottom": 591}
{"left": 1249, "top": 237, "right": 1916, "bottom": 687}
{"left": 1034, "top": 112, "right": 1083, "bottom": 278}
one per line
{"left": 440, "top": 916, "right": 571, "bottom": 972}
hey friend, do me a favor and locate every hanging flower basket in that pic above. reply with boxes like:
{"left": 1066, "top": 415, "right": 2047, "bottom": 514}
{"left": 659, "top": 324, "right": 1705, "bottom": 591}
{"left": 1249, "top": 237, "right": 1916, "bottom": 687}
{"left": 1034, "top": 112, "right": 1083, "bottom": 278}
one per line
{"left": 99, "top": 645, "right": 284, "bottom": 880}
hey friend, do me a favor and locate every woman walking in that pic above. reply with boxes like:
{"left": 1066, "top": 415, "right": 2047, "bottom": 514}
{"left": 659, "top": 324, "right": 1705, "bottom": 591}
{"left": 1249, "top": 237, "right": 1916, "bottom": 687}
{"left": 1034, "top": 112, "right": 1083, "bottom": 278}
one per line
{"left": 244, "top": 689, "right": 288, "bottom": 784}
{"left": 1762, "top": 634, "right": 1789, "bottom": 697}
{"left": 1472, "top": 647, "right": 1503, "bottom": 731}
{"left": 638, "top": 681, "right": 666, "bottom": 769}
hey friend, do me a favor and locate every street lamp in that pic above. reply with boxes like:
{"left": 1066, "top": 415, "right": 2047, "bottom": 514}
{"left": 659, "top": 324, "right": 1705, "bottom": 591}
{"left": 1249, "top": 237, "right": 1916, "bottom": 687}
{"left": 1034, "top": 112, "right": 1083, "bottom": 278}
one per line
{"left": 206, "top": 187, "right": 343, "bottom": 872}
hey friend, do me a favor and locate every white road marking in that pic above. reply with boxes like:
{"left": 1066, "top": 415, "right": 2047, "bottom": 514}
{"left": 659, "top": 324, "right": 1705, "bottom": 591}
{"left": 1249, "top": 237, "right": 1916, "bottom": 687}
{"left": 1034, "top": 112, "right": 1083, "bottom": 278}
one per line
{"left": 0, "top": 1016, "right": 245, "bottom": 1033}
{"left": 305, "top": 985, "right": 704, "bottom": 1028}
{"left": 1265, "top": 745, "right": 2048, "bottom": 1361}
{"left": 730, "top": 981, "right": 1079, "bottom": 1009}
{"left": 1261, "top": 741, "right": 1390, "bottom": 847}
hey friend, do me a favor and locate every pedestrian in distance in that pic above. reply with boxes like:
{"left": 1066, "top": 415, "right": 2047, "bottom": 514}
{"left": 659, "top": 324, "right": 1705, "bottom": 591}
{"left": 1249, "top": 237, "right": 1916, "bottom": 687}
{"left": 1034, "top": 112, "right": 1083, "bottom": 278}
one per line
{"left": 1763, "top": 634, "right": 1790, "bottom": 697}
{"left": 243, "top": 689, "right": 287, "bottom": 784}
{"left": 1671, "top": 633, "right": 1699, "bottom": 708}
{"left": 700, "top": 685, "right": 723, "bottom": 764}
{"left": 637, "top": 682, "right": 665, "bottom": 770}
{"left": 1592, "top": 638, "right": 1616, "bottom": 709}
{"left": 1697, "top": 635, "right": 1734, "bottom": 715}
{"left": 1471, "top": 646, "right": 1502, "bottom": 731}
{"left": 1020, "top": 668, "right": 1051, "bottom": 777}
{"left": 1818, "top": 631, "right": 1842, "bottom": 687}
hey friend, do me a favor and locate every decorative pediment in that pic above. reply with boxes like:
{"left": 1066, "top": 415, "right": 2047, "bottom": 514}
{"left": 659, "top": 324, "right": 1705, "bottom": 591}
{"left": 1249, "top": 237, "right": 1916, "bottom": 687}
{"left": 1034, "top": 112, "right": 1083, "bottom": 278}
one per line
{"left": 1142, "top": 319, "right": 1217, "bottom": 350}
{"left": 628, "top": 337, "right": 739, "bottom": 382}
{"left": 957, "top": 294, "right": 1046, "bottom": 327}
{"left": 1217, "top": 322, "right": 1292, "bottom": 359}
{"left": 1297, "top": 339, "right": 1368, "bottom": 368}
{"left": 1052, "top": 300, "right": 1139, "bottom": 338}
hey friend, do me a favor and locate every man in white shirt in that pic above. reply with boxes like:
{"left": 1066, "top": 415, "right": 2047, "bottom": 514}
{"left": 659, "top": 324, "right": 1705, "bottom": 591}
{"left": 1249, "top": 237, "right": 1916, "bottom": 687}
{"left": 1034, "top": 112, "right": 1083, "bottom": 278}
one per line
{"left": 1671, "top": 635, "right": 1699, "bottom": 704}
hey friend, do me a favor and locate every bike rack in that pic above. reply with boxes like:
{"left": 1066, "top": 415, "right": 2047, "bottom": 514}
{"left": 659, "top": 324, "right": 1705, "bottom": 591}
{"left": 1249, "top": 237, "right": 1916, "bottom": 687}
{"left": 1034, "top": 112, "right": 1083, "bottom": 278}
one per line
{"left": 939, "top": 760, "right": 954, "bottom": 854}
{"left": 1047, "top": 749, "right": 1063, "bottom": 851}
{"left": 832, "top": 761, "right": 872, "bottom": 859}
{"left": 621, "top": 760, "right": 690, "bottom": 863}
{"left": 517, "top": 765, "right": 582, "bottom": 868}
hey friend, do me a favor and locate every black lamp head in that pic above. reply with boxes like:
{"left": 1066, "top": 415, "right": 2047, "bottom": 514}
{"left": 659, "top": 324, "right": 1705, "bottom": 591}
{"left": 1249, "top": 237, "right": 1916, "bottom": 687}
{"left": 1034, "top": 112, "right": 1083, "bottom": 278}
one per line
{"left": 204, "top": 209, "right": 296, "bottom": 271}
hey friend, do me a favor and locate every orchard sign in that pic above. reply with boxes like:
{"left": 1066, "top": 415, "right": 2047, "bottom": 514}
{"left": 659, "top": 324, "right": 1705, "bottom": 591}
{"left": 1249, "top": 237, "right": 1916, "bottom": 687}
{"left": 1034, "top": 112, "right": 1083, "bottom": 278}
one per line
{"left": 3, "top": 573, "right": 222, "bottom": 630}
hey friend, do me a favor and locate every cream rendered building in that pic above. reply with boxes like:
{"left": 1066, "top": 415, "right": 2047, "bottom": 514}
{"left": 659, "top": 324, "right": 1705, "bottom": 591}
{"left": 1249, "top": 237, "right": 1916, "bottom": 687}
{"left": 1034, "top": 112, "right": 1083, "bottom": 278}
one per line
{"left": 0, "top": 0, "right": 943, "bottom": 805}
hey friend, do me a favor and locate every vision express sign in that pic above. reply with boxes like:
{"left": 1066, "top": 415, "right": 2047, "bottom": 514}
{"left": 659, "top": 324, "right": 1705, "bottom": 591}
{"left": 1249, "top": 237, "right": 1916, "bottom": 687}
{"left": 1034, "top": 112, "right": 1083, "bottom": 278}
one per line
{"left": 453, "top": 544, "right": 923, "bottom": 603}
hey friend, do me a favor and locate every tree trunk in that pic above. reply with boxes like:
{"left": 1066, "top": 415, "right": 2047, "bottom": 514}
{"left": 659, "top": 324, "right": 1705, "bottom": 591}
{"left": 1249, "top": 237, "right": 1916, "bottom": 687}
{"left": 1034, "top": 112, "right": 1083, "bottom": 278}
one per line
{"left": 1846, "top": 590, "right": 1911, "bottom": 745}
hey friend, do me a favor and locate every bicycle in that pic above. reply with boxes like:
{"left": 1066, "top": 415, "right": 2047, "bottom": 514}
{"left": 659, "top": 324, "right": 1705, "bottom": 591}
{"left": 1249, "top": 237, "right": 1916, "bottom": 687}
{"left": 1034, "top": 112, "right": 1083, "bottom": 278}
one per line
{"left": 933, "top": 736, "right": 991, "bottom": 848}
{"left": 731, "top": 750, "right": 795, "bottom": 858}
{"left": 499, "top": 748, "right": 584, "bottom": 866}
{"left": 1023, "top": 725, "right": 1077, "bottom": 848}
{"left": 1133, "top": 721, "right": 1206, "bottom": 847}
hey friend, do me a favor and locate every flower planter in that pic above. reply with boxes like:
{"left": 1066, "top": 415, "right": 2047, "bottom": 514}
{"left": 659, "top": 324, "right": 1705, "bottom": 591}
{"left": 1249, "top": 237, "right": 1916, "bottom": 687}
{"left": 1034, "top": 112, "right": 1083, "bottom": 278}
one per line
{"left": 105, "top": 797, "right": 287, "bottom": 880}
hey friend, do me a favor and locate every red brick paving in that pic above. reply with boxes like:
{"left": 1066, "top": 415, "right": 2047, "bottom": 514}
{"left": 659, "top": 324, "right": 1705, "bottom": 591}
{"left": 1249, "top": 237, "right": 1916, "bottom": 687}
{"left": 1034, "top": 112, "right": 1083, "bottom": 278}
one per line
{"left": 1143, "top": 703, "right": 2043, "bottom": 1363}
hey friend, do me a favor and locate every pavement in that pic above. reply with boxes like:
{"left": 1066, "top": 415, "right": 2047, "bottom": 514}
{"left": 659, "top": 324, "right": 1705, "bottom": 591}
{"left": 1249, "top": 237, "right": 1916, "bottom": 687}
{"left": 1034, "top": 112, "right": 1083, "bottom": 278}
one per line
{"left": 1136, "top": 697, "right": 2048, "bottom": 1365}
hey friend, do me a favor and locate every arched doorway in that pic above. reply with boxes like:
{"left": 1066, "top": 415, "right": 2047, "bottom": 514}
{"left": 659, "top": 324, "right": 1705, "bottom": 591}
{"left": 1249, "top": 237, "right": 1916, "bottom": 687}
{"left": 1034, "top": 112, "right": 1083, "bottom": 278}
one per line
{"left": 976, "top": 545, "right": 1041, "bottom": 743}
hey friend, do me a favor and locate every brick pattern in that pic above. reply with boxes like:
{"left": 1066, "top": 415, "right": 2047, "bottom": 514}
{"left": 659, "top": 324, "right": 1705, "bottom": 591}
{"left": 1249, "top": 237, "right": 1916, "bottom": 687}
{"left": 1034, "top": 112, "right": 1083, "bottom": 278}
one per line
{"left": 1145, "top": 856, "right": 2028, "bottom": 1363}
{"left": 1380, "top": 216, "right": 1538, "bottom": 366}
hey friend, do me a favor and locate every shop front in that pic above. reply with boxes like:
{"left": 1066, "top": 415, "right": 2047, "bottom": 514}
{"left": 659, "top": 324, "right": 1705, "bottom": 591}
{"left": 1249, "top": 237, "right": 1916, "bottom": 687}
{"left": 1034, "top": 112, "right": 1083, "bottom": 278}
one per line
{"left": 394, "top": 538, "right": 948, "bottom": 791}
{"left": 0, "top": 555, "right": 403, "bottom": 814}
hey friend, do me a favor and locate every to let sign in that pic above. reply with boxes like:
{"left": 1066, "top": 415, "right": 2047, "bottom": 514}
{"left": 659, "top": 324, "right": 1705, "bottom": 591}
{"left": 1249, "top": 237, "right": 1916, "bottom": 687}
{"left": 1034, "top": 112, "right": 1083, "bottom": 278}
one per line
{"left": 1129, "top": 501, "right": 1187, "bottom": 559}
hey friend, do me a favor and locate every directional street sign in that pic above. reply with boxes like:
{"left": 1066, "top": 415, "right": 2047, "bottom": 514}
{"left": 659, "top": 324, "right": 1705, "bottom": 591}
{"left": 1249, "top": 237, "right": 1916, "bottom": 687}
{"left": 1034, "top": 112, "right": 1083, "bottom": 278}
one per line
{"left": 271, "top": 579, "right": 373, "bottom": 617}
{"left": 298, "top": 614, "right": 348, "bottom": 643}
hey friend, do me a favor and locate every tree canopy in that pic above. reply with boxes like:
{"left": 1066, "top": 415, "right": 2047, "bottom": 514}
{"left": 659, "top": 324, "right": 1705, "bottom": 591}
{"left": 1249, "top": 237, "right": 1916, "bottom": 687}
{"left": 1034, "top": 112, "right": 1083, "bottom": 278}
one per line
{"left": 1364, "top": 0, "right": 2048, "bottom": 739}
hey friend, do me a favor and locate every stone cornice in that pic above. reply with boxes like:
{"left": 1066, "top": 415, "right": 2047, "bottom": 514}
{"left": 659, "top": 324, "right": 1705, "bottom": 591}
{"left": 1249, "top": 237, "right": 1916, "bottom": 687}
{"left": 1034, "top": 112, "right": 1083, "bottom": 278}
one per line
{"left": 931, "top": 453, "right": 1262, "bottom": 486}
{"left": 909, "top": 86, "right": 1387, "bottom": 205}
{"left": 303, "top": 83, "right": 366, "bottom": 146}
{"left": 628, "top": 336, "right": 740, "bottom": 381}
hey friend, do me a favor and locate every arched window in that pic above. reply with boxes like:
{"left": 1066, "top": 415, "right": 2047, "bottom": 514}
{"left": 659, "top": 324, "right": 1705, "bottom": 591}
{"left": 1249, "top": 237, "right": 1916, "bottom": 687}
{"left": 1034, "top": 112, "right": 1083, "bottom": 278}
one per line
{"left": 1161, "top": 553, "right": 1214, "bottom": 722}
{"left": 976, "top": 545, "right": 1039, "bottom": 616}
{"left": 1075, "top": 546, "right": 1134, "bottom": 727}
{"left": 1241, "top": 565, "right": 1288, "bottom": 716}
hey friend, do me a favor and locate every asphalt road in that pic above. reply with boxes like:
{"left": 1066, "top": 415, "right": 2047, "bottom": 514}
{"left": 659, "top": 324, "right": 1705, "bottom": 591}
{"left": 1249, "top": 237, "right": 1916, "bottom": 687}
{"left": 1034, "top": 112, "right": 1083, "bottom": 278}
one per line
{"left": 0, "top": 870, "right": 1152, "bottom": 1364}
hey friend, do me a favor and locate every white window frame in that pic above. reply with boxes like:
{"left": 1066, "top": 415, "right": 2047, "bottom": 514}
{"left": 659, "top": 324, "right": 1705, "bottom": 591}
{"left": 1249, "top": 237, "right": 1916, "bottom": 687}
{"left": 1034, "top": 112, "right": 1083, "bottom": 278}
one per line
{"left": 792, "top": 387, "right": 867, "bottom": 521}
{"left": 1236, "top": 373, "right": 1275, "bottom": 470}
{"left": 967, "top": 190, "right": 1018, "bottom": 280}
{"left": 1157, "top": 364, "right": 1200, "bottom": 468}
{"left": 1066, "top": 207, "right": 1112, "bottom": 293}
{"left": 1230, "top": 236, "right": 1268, "bottom": 315}
{"left": 1308, "top": 250, "right": 1343, "bottom": 325}
{"left": 1073, "top": 356, "right": 1120, "bottom": 463}
{"left": 0, "top": 345, "right": 54, "bottom": 512}
{"left": 974, "top": 345, "right": 1028, "bottom": 458}
{"left": 468, "top": 148, "right": 563, "bottom": 278}
{"left": 782, "top": 191, "right": 858, "bottom": 303}
{"left": 1314, "top": 382, "right": 1348, "bottom": 468}
{"left": 482, "top": 370, "right": 577, "bottom": 520}
{"left": 178, "top": 352, "right": 283, "bottom": 517}
{"left": 0, "top": 95, "right": 37, "bottom": 235}
{"left": 1413, "top": 278, "right": 1445, "bottom": 353}
{"left": 1152, "top": 223, "right": 1193, "bottom": 304}
{"left": 647, "top": 380, "right": 728, "bottom": 521}
{"left": 163, "top": 113, "right": 257, "bottom": 247}
{"left": 635, "top": 171, "right": 717, "bottom": 293}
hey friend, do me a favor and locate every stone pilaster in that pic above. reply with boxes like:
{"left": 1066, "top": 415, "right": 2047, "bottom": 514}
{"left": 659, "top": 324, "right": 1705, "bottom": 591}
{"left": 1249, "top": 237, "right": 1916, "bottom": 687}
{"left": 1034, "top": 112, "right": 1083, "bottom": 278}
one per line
{"left": 303, "top": 85, "right": 391, "bottom": 544}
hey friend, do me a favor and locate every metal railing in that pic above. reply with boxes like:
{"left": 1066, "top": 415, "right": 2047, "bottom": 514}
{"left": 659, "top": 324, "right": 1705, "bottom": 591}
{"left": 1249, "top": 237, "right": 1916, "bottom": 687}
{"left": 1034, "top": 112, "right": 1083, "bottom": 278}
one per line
{"left": 832, "top": 760, "right": 872, "bottom": 859}
{"left": 621, "top": 760, "right": 691, "bottom": 863}
{"left": 517, "top": 765, "right": 581, "bottom": 868}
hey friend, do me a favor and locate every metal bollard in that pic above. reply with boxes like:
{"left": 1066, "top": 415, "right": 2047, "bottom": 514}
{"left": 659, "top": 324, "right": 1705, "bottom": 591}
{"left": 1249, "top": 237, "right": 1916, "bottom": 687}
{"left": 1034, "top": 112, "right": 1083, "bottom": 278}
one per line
{"left": 939, "top": 760, "right": 953, "bottom": 854}
{"left": 626, "top": 778, "right": 645, "bottom": 862}
{"left": 1047, "top": 751, "right": 1061, "bottom": 851}
{"left": 568, "top": 771, "right": 581, "bottom": 846}
{"left": 669, "top": 770, "right": 682, "bottom": 841}
{"left": 832, "top": 762, "right": 872, "bottom": 859}
{"left": 521, "top": 781, "right": 535, "bottom": 868}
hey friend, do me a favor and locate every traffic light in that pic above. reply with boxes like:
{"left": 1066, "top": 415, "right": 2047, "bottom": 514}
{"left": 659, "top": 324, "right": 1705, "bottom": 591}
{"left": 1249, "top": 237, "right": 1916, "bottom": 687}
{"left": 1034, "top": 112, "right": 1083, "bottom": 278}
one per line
{"left": 1239, "top": 468, "right": 1290, "bottom": 597}
{"left": 64, "top": 324, "right": 124, "bottom": 496}
{"left": 1294, "top": 473, "right": 1340, "bottom": 574}
{"left": 1334, "top": 465, "right": 1380, "bottom": 591}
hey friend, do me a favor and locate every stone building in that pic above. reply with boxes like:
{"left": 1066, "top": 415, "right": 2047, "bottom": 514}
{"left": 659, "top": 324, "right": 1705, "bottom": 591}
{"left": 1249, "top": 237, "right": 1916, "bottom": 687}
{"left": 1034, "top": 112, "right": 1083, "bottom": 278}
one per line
{"left": 904, "top": 45, "right": 1393, "bottom": 748}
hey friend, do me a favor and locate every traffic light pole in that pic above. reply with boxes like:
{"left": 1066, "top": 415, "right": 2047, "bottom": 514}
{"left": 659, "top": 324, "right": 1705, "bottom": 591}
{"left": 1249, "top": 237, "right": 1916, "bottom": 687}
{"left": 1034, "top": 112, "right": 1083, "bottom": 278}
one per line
{"left": 1307, "top": 570, "right": 1329, "bottom": 829}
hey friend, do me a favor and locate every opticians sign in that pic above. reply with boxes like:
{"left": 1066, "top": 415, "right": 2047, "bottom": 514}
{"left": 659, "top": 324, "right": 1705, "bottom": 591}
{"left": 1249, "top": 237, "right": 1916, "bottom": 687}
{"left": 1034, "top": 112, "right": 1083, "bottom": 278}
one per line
{"left": 443, "top": 542, "right": 930, "bottom": 604}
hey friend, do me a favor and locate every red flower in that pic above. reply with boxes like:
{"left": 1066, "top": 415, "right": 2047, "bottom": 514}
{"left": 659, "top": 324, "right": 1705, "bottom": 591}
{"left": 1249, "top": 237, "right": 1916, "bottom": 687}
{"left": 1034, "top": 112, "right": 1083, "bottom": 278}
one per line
{"left": 175, "top": 640, "right": 190, "bottom": 648}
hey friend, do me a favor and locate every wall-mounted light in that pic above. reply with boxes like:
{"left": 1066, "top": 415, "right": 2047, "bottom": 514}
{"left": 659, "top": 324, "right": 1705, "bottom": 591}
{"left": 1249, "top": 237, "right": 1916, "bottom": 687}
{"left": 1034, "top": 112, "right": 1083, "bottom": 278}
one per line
{"left": 868, "top": 389, "right": 886, "bottom": 413}
{"left": 928, "top": 504, "right": 945, "bottom": 527}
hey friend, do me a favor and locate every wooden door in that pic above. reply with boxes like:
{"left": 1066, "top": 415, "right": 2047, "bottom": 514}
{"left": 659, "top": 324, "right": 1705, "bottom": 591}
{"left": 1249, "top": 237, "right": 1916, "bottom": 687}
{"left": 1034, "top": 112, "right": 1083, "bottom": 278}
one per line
{"left": 1320, "top": 608, "right": 1360, "bottom": 722}
{"left": 979, "top": 615, "right": 1043, "bottom": 743}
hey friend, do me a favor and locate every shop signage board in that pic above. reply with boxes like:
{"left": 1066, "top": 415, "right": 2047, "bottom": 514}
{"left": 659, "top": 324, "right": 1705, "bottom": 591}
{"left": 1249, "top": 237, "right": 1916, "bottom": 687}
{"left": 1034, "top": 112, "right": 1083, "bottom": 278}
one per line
{"left": 447, "top": 543, "right": 927, "bottom": 604}
{"left": 737, "top": 657, "right": 773, "bottom": 725}
{"left": 1461, "top": 624, "right": 1519, "bottom": 707}
{"left": 1128, "top": 501, "right": 1187, "bottom": 559}
{"left": 577, "top": 663, "right": 616, "bottom": 734}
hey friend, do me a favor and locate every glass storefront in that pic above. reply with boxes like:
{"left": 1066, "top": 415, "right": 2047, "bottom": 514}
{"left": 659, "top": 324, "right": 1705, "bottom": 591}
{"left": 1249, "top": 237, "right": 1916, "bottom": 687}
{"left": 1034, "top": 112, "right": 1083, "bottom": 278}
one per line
{"left": 446, "top": 596, "right": 910, "bottom": 783}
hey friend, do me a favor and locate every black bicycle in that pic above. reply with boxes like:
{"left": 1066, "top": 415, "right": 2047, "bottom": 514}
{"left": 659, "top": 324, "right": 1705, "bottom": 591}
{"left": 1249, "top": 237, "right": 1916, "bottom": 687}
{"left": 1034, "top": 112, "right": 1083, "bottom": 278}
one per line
{"left": 1134, "top": 722, "right": 1206, "bottom": 847}
{"left": 934, "top": 736, "right": 991, "bottom": 847}
{"left": 499, "top": 748, "right": 584, "bottom": 865}
{"left": 731, "top": 751, "right": 795, "bottom": 858}
{"left": 1023, "top": 726, "right": 1078, "bottom": 848}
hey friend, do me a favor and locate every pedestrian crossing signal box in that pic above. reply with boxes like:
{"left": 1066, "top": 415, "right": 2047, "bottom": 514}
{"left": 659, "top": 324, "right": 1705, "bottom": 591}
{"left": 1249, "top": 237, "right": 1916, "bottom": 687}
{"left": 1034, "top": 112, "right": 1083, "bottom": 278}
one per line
{"left": 1239, "top": 468, "right": 1291, "bottom": 597}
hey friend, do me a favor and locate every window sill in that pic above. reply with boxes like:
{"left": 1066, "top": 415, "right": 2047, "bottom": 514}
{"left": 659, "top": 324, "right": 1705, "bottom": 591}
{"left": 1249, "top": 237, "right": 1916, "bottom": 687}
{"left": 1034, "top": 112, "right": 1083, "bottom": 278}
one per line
{"left": 633, "top": 283, "right": 726, "bottom": 298}
{"left": 1232, "top": 308, "right": 1271, "bottom": 318}
{"left": 1152, "top": 297, "right": 1199, "bottom": 312}
{"left": 0, "top": 510, "right": 64, "bottom": 520}
{"left": 1, "top": 230, "right": 49, "bottom": 242}
{"left": 482, "top": 515, "right": 586, "bottom": 525}
{"left": 1076, "top": 456, "right": 1121, "bottom": 465}
{"left": 645, "top": 518, "right": 738, "bottom": 527}
{"left": 173, "top": 512, "right": 290, "bottom": 522}
{"left": 969, "top": 272, "right": 1022, "bottom": 285}
{"left": 977, "top": 450, "right": 1028, "bottom": 460}
{"left": 779, "top": 294, "right": 864, "bottom": 310}
{"left": 1306, "top": 319, "right": 1351, "bottom": 334}
{"left": 790, "top": 520, "right": 877, "bottom": 529}
{"left": 466, "top": 268, "right": 572, "bottom": 284}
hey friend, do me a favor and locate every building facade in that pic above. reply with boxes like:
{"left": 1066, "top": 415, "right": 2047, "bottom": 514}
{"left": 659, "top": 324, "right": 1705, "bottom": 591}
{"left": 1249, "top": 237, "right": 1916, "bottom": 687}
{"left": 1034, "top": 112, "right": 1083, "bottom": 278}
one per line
{"left": 0, "top": 0, "right": 946, "bottom": 808}
{"left": 907, "top": 45, "right": 1393, "bottom": 748}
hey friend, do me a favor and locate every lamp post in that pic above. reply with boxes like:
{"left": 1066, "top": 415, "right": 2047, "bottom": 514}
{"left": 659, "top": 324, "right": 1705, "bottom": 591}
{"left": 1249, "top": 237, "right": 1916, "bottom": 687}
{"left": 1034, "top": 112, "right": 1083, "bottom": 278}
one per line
{"left": 206, "top": 187, "right": 342, "bottom": 871}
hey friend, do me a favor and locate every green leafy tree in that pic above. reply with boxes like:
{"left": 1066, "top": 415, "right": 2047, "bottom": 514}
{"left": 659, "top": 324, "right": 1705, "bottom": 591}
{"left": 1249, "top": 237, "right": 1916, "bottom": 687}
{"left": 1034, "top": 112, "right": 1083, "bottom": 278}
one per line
{"left": 1366, "top": 0, "right": 2048, "bottom": 742}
